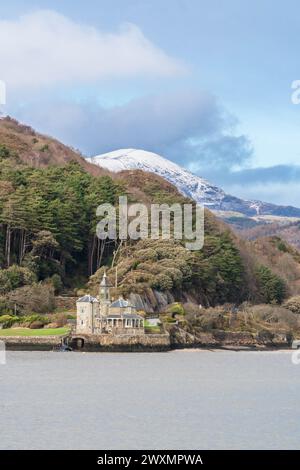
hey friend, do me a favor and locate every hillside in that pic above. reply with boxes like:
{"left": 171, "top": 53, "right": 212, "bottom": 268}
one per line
{"left": 0, "top": 116, "right": 108, "bottom": 177}
{"left": 235, "top": 220, "right": 300, "bottom": 251}
{"left": 0, "top": 118, "right": 299, "bottom": 316}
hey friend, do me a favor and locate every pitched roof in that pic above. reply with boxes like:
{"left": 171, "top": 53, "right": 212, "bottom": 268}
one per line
{"left": 123, "top": 313, "right": 143, "bottom": 319}
{"left": 77, "top": 295, "right": 99, "bottom": 303}
{"left": 110, "top": 298, "right": 135, "bottom": 309}
{"left": 100, "top": 272, "right": 112, "bottom": 287}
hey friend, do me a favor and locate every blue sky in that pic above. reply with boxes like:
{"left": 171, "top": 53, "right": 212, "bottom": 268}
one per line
{"left": 1, "top": 0, "right": 300, "bottom": 206}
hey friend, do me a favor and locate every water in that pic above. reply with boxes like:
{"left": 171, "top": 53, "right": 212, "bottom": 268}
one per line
{"left": 0, "top": 350, "right": 299, "bottom": 449}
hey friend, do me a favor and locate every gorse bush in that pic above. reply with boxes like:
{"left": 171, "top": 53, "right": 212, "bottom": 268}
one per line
{"left": 0, "top": 314, "right": 18, "bottom": 328}
{"left": 22, "top": 314, "right": 49, "bottom": 325}
{"left": 167, "top": 302, "right": 185, "bottom": 316}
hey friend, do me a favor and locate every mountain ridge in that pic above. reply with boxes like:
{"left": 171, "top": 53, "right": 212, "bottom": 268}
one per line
{"left": 88, "top": 148, "right": 300, "bottom": 218}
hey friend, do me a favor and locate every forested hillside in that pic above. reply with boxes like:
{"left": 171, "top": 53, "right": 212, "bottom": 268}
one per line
{"left": 0, "top": 118, "right": 298, "bottom": 315}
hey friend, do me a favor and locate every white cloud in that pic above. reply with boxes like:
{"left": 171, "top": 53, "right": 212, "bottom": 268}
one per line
{"left": 0, "top": 10, "right": 185, "bottom": 89}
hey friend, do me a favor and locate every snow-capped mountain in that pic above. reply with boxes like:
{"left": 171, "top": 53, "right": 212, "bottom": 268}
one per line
{"left": 87, "top": 149, "right": 300, "bottom": 218}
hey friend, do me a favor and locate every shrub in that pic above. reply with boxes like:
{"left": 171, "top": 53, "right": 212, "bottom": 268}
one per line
{"left": 6, "top": 283, "right": 55, "bottom": 314}
{"left": 0, "top": 314, "right": 13, "bottom": 323}
{"left": 39, "top": 144, "right": 49, "bottom": 152}
{"left": 50, "top": 313, "right": 68, "bottom": 327}
{"left": 167, "top": 302, "right": 185, "bottom": 317}
{"left": 151, "top": 273, "right": 173, "bottom": 291}
{"left": 277, "top": 240, "right": 288, "bottom": 252}
{"left": 257, "top": 329, "right": 274, "bottom": 343}
{"left": 0, "top": 265, "right": 36, "bottom": 294}
{"left": 22, "top": 314, "right": 40, "bottom": 323}
{"left": 183, "top": 302, "right": 202, "bottom": 321}
{"left": 249, "top": 304, "right": 297, "bottom": 327}
{"left": 0, "top": 314, "right": 19, "bottom": 328}
{"left": 284, "top": 296, "right": 300, "bottom": 314}
{"left": 67, "top": 314, "right": 76, "bottom": 320}
{"left": 23, "top": 314, "right": 45, "bottom": 323}
{"left": 20, "top": 314, "right": 49, "bottom": 327}
{"left": 198, "top": 312, "right": 228, "bottom": 331}
{"left": 163, "top": 315, "right": 177, "bottom": 323}
{"left": 51, "top": 274, "right": 63, "bottom": 294}
{"left": 0, "top": 145, "right": 11, "bottom": 160}
{"left": 0, "top": 298, "right": 13, "bottom": 315}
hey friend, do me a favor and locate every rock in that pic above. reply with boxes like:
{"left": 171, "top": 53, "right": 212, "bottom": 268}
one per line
{"left": 129, "top": 289, "right": 174, "bottom": 313}
{"left": 45, "top": 322, "right": 59, "bottom": 329}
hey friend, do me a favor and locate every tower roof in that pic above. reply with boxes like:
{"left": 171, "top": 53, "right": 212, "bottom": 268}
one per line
{"left": 77, "top": 295, "right": 99, "bottom": 303}
{"left": 100, "top": 272, "right": 112, "bottom": 287}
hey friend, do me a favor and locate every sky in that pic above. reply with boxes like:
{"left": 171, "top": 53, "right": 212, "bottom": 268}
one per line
{"left": 1, "top": 0, "right": 300, "bottom": 206}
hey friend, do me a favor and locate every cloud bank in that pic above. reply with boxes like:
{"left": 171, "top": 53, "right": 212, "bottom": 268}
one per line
{"left": 9, "top": 89, "right": 300, "bottom": 206}
{"left": 0, "top": 10, "right": 185, "bottom": 89}
{"left": 11, "top": 89, "right": 247, "bottom": 159}
{"left": 2, "top": 9, "right": 299, "bottom": 207}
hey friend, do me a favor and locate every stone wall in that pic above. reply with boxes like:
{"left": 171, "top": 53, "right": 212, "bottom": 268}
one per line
{"left": 0, "top": 332, "right": 170, "bottom": 352}
{"left": 1, "top": 335, "right": 64, "bottom": 350}
{"left": 71, "top": 333, "right": 171, "bottom": 352}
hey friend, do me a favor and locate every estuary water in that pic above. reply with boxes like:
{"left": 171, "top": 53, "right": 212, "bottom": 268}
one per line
{"left": 0, "top": 350, "right": 299, "bottom": 449}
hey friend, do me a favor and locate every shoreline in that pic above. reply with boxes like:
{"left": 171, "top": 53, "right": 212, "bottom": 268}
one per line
{"left": 0, "top": 334, "right": 293, "bottom": 353}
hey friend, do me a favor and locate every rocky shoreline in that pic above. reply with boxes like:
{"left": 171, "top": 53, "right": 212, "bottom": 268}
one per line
{"left": 0, "top": 327, "right": 293, "bottom": 352}
{"left": 168, "top": 325, "right": 292, "bottom": 350}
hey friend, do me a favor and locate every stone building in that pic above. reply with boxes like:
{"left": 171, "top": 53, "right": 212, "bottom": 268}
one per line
{"left": 76, "top": 295, "right": 99, "bottom": 334}
{"left": 76, "top": 273, "right": 144, "bottom": 335}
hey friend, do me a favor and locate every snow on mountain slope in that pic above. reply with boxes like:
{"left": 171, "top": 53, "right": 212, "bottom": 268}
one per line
{"left": 88, "top": 149, "right": 225, "bottom": 208}
{"left": 87, "top": 149, "right": 300, "bottom": 218}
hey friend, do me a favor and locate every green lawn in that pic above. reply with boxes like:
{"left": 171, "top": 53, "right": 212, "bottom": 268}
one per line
{"left": 144, "top": 320, "right": 161, "bottom": 333}
{"left": 0, "top": 327, "right": 70, "bottom": 337}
